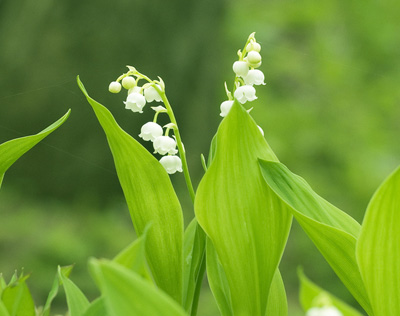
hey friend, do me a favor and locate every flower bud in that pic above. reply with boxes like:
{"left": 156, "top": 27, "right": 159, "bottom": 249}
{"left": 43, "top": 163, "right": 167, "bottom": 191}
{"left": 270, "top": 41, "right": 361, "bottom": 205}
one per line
{"left": 144, "top": 85, "right": 162, "bottom": 102}
{"left": 234, "top": 85, "right": 257, "bottom": 104}
{"left": 159, "top": 155, "right": 183, "bottom": 174}
{"left": 306, "top": 306, "right": 343, "bottom": 316}
{"left": 139, "top": 122, "right": 163, "bottom": 141}
{"left": 247, "top": 51, "right": 262, "bottom": 65}
{"left": 246, "top": 41, "right": 261, "bottom": 52}
{"left": 220, "top": 100, "right": 234, "bottom": 117}
{"left": 232, "top": 61, "right": 249, "bottom": 77}
{"left": 108, "top": 81, "right": 121, "bottom": 93}
{"left": 122, "top": 76, "right": 136, "bottom": 89}
{"left": 123, "top": 92, "right": 146, "bottom": 113}
{"left": 153, "top": 136, "right": 178, "bottom": 155}
{"left": 243, "top": 69, "right": 266, "bottom": 85}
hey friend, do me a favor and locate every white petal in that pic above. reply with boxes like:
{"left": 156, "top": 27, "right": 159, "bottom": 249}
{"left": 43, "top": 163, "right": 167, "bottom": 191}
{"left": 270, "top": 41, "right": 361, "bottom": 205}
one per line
{"left": 232, "top": 61, "right": 249, "bottom": 77}
{"left": 220, "top": 100, "right": 234, "bottom": 117}
{"left": 159, "top": 155, "right": 182, "bottom": 174}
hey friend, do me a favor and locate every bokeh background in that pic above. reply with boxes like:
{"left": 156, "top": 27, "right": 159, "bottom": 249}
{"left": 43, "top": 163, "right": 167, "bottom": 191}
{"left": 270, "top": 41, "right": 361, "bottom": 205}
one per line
{"left": 1, "top": 0, "right": 399, "bottom": 314}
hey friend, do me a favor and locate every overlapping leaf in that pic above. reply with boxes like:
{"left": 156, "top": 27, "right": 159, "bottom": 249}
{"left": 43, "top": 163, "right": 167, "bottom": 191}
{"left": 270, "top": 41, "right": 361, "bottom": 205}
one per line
{"left": 259, "top": 160, "right": 372, "bottom": 315}
{"left": 0, "top": 110, "right": 70, "bottom": 189}
{"left": 195, "top": 101, "right": 292, "bottom": 315}
{"left": 356, "top": 166, "right": 400, "bottom": 315}
{"left": 78, "top": 77, "right": 183, "bottom": 303}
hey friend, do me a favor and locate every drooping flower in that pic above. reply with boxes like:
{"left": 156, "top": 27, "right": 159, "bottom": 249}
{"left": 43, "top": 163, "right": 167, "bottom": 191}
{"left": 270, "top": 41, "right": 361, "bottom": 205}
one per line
{"left": 233, "top": 61, "right": 249, "bottom": 77}
{"left": 153, "top": 136, "right": 178, "bottom": 155}
{"left": 247, "top": 51, "right": 262, "bottom": 65}
{"left": 139, "top": 122, "right": 163, "bottom": 141}
{"left": 108, "top": 81, "right": 121, "bottom": 93}
{"left": 122, "top": 76, "right": 136, "bottom": 89}
{"left": 144, "top": 85, "right": 162, "bottom": 102}
{"left": 159, "top": 155, "right": 183, "bottom": 174}
{"left": 243, "top": 69, "right": 266, "bottom": 86}
{"left": 124, "top": 92, "right": 146, "bottom": 113}
{"left": 220, "top": 100, "right": 234, "bottom": 117}
{"left": 234, "top": 85, "right": 257, "bottom": 104}
{"left": 306, "top": 306, "right": 343, "bottom": 316}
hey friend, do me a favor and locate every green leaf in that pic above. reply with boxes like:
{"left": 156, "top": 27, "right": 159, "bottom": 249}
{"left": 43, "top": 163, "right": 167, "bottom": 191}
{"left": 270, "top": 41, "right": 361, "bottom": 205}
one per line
{"left": 183, "top": 219, "right": 206, "bottom": 315}
{"left": 78, "top": 77, "right": 184, "bottom": 303}
{"left": 356, "top": 166, "right": 400, "bottom": 315}
{"left": 89, "top": 259, "right": 187, "bottom": 316}
{"left": 1, "top": 274, "right": 35, "bottom": 316}
{"left": 298, "top": 268, "right": 365, "bottom": 316}
{"left": 265, "top": 270, "right": 288, "bottom": 316}
{"left": 58, "top": 266, "right": 90, "bottom": 316}
{"left": 259, "top": 160, "right": 372, "bottom": 315}
{"left": 81, "top": 297, "right": 109, "bottom": 316}
{"left": 0, "top": 301, "right": 10, "bottom": 316}
{"left": 195, "top": 101, "right": 292, "bottom": 315}
{"left": 41, "top": 265, "right": 73, "bottom": 316}
{"left": 0, "top": 110, "right": 70, "bottom": 189}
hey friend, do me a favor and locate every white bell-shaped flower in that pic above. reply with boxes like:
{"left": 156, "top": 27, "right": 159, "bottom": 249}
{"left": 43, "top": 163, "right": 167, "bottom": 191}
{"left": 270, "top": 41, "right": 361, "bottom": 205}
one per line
{"left": 306, "top": 306, "right": 343, "bottom": 316}
{"left": 153, "top": 136, "right": 178, "bottom": 155}
{"left": 246, "top": 51, "right": 262, "bottom": 65}
{"left": 108, "top": 81, "right": 121, "bottom": 93}
{"left": 139, "top": 122, "right": 163, "bottom": 141}
{"left": 122, "top": 76, "right": 136, "bottom": 89}
{"left": 124, "top": 92, "right": 146, "bottom": 113}
{"left": 244, "top": 69, "right": 266, "bottom": 86}
{"left": 234, "top": 85, "right": 257, "bottom": 104}
{"left": 220, "top": 100, "right": 234, "bottom": 117}
{"left": 232, "top": 61, "right": 249, "bottom": 77}
{"left": 159, "top": 155, "right": 183, "bottom": 174}
{"left": 144, "top": 85, "right": 162, "bottom": 102}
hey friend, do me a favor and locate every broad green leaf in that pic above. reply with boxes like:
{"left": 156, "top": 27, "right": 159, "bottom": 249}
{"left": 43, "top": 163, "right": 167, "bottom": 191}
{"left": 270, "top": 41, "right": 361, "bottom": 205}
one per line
{"left": 259, "top": 160, "right": 372, "bottom": 315}
{"left": 265, "top": 270, "right": 288, "bottom": 316}
{"left": 41, "top": 265, "right": 73, "bottom": 316}
{"left": 113, "top": 224, "right": 152, "bottom": 281}
{"left": 0, "top": 110, "right": 70, "bottom": 189}
{"left": 299, "top": 269, "right": 365, "bottom": 316}
{"left": 183, "top": 219, "right": 206, "bottom": 315}
{"left": 89, "top": 259, "right": 187, "bottom": 316}
{"left": 1, "top": 274, "right": 35, "bottom": 316}
{"left": 195, "top": 101, "right": 292, "bottom": 315}
{"left": 81, "top": 297, "right": 109, "bottom": 316}
{"left": 356, "top": 166, "right": 400, "bottom": 315}
{"left": 78, "top": 77, "right": 183, "bottom": 303}
{"left": 58, "top": 266, "right": 90, "bottom": 316}
{"left": 206, "top": 239, "right": 232, "bottom": 316}
{"left": 0, "top": 301, "right": 10, "bottom": 316}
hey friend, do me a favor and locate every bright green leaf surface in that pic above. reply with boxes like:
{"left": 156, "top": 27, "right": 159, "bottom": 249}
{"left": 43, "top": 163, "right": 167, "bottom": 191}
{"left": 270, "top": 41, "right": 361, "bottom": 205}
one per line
{"left": 356, "top": 166, "right": 400, "bottom": 315}
{"left": 1, "top": 274, "right": 35, "bottom": 316}
{"left": 0, "top": 301, "right": 10, "bottom": 316}
{"left": 58, "top": 266, "right": 90, "bottom": 316}
{"left": 299, "top": 269, "right": 365, "bottom": 316}
{"left": 78, "top": 77, "right": 183, "bottom": 303}
{"left": 183, "top": 219, "right": 206, "bottom": 315}
{"left": 90, "top": 259, "right": 187, "bottom": 316}
{"left": 81, "top": 297, "right": 109, "bottom": 316}
{"left": 265, "top": 270, "right": 288, "bottom": 316}
{"left": 259, "top": 160, "right": 372, "bottom": 315}
{"left": 0, "top": 110, "right": 70, "bottom": 189}
{"left": 195, "top": 101, "right": 292, "bottom": 315}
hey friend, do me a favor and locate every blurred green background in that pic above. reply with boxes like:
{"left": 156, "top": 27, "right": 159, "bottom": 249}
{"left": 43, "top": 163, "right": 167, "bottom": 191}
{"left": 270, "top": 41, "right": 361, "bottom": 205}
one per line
{"left": 1, "top": 0, "right": 399, "bottom": 314}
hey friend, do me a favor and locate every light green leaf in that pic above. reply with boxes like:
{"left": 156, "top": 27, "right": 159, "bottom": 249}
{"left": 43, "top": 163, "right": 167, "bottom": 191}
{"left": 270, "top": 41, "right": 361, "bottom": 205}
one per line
{"left": 1, "top": 274, "right": 35, "bottom": 316}
{"left": 89, "top": 259, "right": 187, "bottom": 316}
{"left": 183, "top": 219, "right": 206, "bottom": 315}
{"left": 78, "top": 77, "right": 183, "bottom": 303}
{"left": 195, "top": 101, "right": 292, "bottom": 315}
{"left": 0, "top": 301, "right": 10, "bottom": 316}
{"left": 265, "top": 270, "right": 288, "bottom": 316}
{"left": 259, "top": 160, "right": 372, "bottom": 315}
{"left": 0, "top": 110, "right": 70, "bottom": 189}
{"left": 81, "top": 297, "right": 109, "bottom": 316}
{"left": 299, "top": 268, "right": 365, "bottom": 316}
{"left": 58, "top": 265, "right": 90, "bottom": 316}
{"left": 356, "top": 166, "right": 400, "bottom": 315}
{"left": 41, "top": 265, "right": 73, "bottom": 316}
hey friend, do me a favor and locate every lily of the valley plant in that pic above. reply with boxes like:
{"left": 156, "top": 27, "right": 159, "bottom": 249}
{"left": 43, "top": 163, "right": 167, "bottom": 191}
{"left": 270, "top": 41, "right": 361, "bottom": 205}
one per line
{"left": 0, "top": 33, "right": 399, "bottom": 316}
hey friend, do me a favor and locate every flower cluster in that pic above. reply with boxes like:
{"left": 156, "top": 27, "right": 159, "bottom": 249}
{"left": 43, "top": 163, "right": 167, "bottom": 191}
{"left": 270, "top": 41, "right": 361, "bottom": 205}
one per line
{"left": 306, "top": 306, "right": 343, "bottom": 316}
{"left": 219, "top": 33, "right": 266, "bottom": 136}
{"left": 108, "top": 67, "right": 183, "bottom": 174}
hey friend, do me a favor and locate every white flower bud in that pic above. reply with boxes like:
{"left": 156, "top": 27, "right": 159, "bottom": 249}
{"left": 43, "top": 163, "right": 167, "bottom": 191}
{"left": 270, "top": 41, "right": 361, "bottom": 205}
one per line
{"left": 247, "top": 51, "right": 262, "bottom": 65}
{"left": 122, "top": 76, "right": 136, "bottom": 89}
{"left": 108, "top": 81, "right": 121, "bottom": 93}
{"left": 159, "top": 155, "right": 183, "bottom": 174}
{"left": 220, "top": 100, "right": 234, "bottom": 117}
{"left": 232, "top": 61, "right": 249, "bottom": 77}
{"left": 139, "top": 122, "right": 163, "bottom": 141}
{"left": 246, "top": 41, "right": 261, "bottom": 52}
{"left": 123, "top": 92, "right": 146, "bottom": 113}
{"left": 144, "top": 85, "right": 162, "bottom": 102}
{"left": 243, "top": 69, "right": 266, "bottom": 85}
{"left": 153, "top": 136, "right": 178, "bottom": 155}
{"left": 306, "top": 306, "right": 343, "bottom": 316}
{"left": 234, "top": 85, "right": 257, "bottom": 104}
